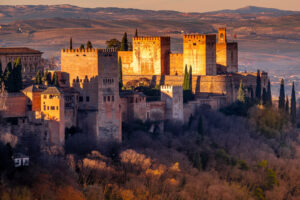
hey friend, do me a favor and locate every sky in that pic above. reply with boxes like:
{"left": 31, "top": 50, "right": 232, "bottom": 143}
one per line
{"left": 1, "top": 0, "right": 300, "bottom": 12}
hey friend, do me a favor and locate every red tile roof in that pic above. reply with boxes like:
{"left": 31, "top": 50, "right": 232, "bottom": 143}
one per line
{"left": 0, "top": 47, "right": 43, "bottom": 55}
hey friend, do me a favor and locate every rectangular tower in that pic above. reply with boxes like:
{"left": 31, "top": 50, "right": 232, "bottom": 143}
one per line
{"left": 216, "top": 28, "right": 238, "bottom": 73}
{"left": 160, "top": 85, "right": 184, "bottom": 123}
{"left": 183, "top": 34, "right": 216, "bottom": 75}
{"left": 98, "top": 49, "right": 122, "bottom": 142}
{"left": 131, "top": 36, "right": 170, "bottom": 75}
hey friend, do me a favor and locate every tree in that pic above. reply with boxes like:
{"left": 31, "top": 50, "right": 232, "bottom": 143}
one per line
{"left": 291, "top": 82, "right": 296, "bottom": 125}
{"left": 255, "top": 70, "right": 261, "bottom": 102}
{"left": 86, "top": 41, "right": 93, "bottom": 49}
{"left": 80, "top": 44, "right": 85, "bottom": 50}
{"left": 285, "top": 96, "right": 289, "bottom": 114}
{"left": 53, "top": 72, "right": 59, "bottom": 87}
{"left": 278, "top": 79, "right": 285, "bottom": 111}
{"left": 12, "top": 57, "right": 22, "bottom": 92}
{"left": 118, "top": 57, "right": 123, "bottom": 90}
{"left": 262, "top": 88, "right": 268, "bottom": 105}
{"left": 105, "top": 39, "right": 121, "bottom": 49}
{"left": 70, "top": 37, "right": 73, "bottom": 49}
{"left": 135, "top": 29, "right": 138, "bottom": 37}
{"left": 183, "top": 65, "right": 188, "bottom": 90}
{"left": 237, "top": 80, "right": 246, "bottom": 103}
{"left": 35, "top": 70, "right": 42, "bottom": 85}
{"left": 267, "top": 79, "right": 272, "bottom": 105}
{"left": 188, "top": 66, "right": 192, "bottom": 90}
{"left": 4, "top": 62, "right": 13, "bottom": 92}
{"left": 120, "top": 32, "right": 128, "bottom": 51}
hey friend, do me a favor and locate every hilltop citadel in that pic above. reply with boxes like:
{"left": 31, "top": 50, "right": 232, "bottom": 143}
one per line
{"left": 0, "top": 28, "right": 268, "bottom": 149}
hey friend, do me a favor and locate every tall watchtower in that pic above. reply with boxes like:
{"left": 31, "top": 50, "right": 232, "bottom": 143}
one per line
{"left": 216, "top": 28, "right": 238, "bottom": 73}
{"left": 97, "top": 49, "right": 122, "bottom": 142}
{"left": 183, "top": 34, "right": 216, "bottom": 75}
{"left": 131, "top": 36, "right": 170, "bottom": 75}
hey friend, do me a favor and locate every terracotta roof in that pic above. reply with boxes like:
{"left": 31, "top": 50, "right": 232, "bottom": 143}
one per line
{"left": 41, "top": 87, "right": 62, "bottom": 95}
{"left": 0, "top": 47, "right": 43, "bottom": 55}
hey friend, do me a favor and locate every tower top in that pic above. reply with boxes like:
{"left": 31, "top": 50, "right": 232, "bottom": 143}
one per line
{"left": 218, "top": 28, "right": 227, "bottom": 43}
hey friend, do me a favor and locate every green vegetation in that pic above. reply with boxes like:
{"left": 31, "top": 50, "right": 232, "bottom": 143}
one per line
{"left": 255, "top": 70, "right": 261, "bottom": 102}
{"left": 70, "top": 37, "right": 73, "bottom": 49}
{"left": 3, "top": 58, "right": 22, "bottom": 93}
{"left": 285, "top": 96, "right": 289, "bottom": 114}
{"left": 35, "top": 70, "right": 42, "bottom": 85}
{"left": 182, "top": 65, "right": 193, "bottom": 103}
{"left": 86, "top": 40, "right": 93, "bottom": 49}
{"left": 291, "top": 82, "right": 296, "bottom": 125}
{"left": 105, "top": 38, "right": 121, "bottom": 49}
{"left": 120, "top": 32, "right": 128, "bottom": 51}
{"left": 53, "top": 71, "right": 59, "bottom": 87}
{"left": 267, "top": 80, "right": 272, "bottom": 105}
{"left": 278, "top": 79, "right": 285, "bottom": 110}
{"left": 135, "top": 28, "right": 138, "bottom": 37}
{"left": 262, "top": 88, "right": 268, "bottom": 105}
{"left": 80, "top": 44, "right": 85, "bottom": 50}
{"left": 237, "top": 80, "right": 246, "bottom": 103}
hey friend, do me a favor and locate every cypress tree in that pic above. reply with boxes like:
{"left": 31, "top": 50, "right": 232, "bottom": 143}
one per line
{"left": 80, "top": 44, "right": 85, "bottom": 50}
{"left": 267, "top": 79, "right": 272, "bottom": 105}
{"left": 255, "top": 70, "right": 261, "bottom": 102}
{"left": 278, "top": 79, "right": 285, "bottom": 111}
{"left": 70, "top": 37, "right": 73, "bottom": 49}
{"left": 291, "top": 82, "right": 296, "bottom": 125}
{"left": 135, "top": 29, "right": 138, "bottom": 37}
{"left": 237, "top": 80, "right": 246, "bottom": 103}
{"left": 183, "top": 65, "right": 188, "bottom": 90}
{"left": 86, "top": 41, "right": 93, "bottom": 49}
{"left": 53, "top": 72, "right": 59, "bottom": 87}
{"left": 4, "top": 62, "right": 13, "bottom": 92}
{"left": 189, "top": 65, "right": 192, "bottom": 90}
{"left": 13, "top": 57, "right": 22, "bottom": 92}
{"left": 120, "top": 32, "right": 128, "bottom": 51}
{"left": 35, "top": 70, "right": 42, "bottom": 85}
{"left": 118, "top": 57, "right": 123, "bottom": 90}
{"left": 262, "top": 88, "right": 268, "bottom": 105}
{"left": 285, "top": 96, "right": 289, "bottom": 114}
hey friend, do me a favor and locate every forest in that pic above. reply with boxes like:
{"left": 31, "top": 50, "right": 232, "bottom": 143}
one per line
{"left": 0, "top": 97, "right": 300, "bottom": 200}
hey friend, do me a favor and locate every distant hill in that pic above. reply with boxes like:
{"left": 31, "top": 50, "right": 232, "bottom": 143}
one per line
{"left": 0, "top": 5, "right": 299, "bottom": 23}
{"left": 206, "top": 6, "right": 298, "bottom": 15}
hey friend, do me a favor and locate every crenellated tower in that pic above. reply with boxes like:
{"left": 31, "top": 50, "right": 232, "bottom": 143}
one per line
{"left": 183, "top": 34, "right": 217, "bottom": 75}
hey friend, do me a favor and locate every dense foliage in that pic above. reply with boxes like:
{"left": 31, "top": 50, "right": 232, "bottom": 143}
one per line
{"left": 1, "top": 101, "right": 300, "bottom": 200}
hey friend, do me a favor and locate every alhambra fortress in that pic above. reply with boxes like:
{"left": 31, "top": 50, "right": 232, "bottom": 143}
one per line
{"left": 0, "top": 28, "right": 269, "bottom": 148}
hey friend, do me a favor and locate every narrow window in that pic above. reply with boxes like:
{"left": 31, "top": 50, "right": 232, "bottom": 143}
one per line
{"left": 79, "top": 96, "right": 83, "bottom": 102}
{"left": 44, "top": 105, "right": 46, "bottom": 110}
{"left": 112, "top": 96, "right": 114, "bottom": 102}
{"left": 108, "top": 96, "right": 110, "bottom": 102}
{"left": 103, "top": 96, "right": 106, "bottom": 102}
{"left": 86, "top": 96, "right": 90, "bottom": 102}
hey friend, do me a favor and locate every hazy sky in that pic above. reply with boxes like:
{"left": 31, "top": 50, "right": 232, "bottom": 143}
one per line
{"left": 1, "top": 0, "right": 300, "bottom": 12}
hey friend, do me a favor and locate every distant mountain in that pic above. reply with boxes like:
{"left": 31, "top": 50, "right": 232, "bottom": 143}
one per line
{"left": 0, "top": 5, "right": 299, "bottom": 23}
{"left": 205, "top": 6, "right": 299, "bottom": 15}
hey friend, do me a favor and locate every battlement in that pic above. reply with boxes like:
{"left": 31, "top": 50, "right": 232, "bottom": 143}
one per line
{"left": 184, "top": 34, "right": 216, "bottom": 41}
{"left": 160, "top": 85, "right": 182, "bottom": 90}
{"left": 61, "top": 48, "right": 117, "bottom": 53}
{"left": 133, "top": 36, "right": 170, "bottom": 41}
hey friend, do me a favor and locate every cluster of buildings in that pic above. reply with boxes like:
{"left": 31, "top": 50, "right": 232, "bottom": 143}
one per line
{"left": 0, "top": 28, "right": 269, "bottom": 149}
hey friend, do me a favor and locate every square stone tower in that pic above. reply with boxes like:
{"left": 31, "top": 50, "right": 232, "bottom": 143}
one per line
{"left": 160, "top": 85, "right": 184, "bottom": 123}
{"left": 183, "top": 34, "right": 216, "bottom": 75}
{"left": 97, "top": 49, "right": 122, "bottom": 142}
{"left": 131, "top": 36, "right": 170, "bottom": 75}
{"left": 40, "top": 87, "right": 65, "bottom": 145}
{"left": 216, "top": 28, "right": 238, "bottom": 73}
